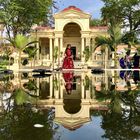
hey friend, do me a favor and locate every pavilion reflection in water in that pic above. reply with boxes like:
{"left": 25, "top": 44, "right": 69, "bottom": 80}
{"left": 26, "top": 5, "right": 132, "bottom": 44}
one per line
{"left": 0, "top": 70, "right": 140, "bottom": 130}
{"left": 31, "top": 70, "right": 109, "bottom": 130}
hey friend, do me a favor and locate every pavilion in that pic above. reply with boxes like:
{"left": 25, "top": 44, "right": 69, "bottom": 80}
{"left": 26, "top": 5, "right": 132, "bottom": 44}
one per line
{"left": 31, "top": 6, "right": 108, "bottom": 68}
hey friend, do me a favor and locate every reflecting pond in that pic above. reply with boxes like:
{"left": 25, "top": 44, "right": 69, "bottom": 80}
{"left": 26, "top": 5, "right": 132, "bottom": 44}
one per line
{"left": 0, "top": 70, "right": 140, "bottom": 140}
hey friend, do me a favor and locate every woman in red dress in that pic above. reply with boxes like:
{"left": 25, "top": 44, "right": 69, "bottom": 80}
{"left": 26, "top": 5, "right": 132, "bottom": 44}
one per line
{"left": 63, "top": 72, "right": 74, "bottom": 94}
{"left": 62, "top": 44, "right": 74, "bottom": 69}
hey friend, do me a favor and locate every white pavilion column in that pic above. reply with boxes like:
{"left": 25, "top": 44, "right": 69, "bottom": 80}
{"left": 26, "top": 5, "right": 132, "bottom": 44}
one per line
{"left": 49, "top": 76, "right": 53, "bottom": 98}
{"left": 55, "top": 74, "right": 60, "bottom": 99}
{"left": 86, "top": 37, "right": 91, "bottom": 62}
{"left": 86, "top": 38, "right": 90, "bottom": 46}
{"left": 111, "top": 52, "right": 115, "bottom": 67}
{"left": 112, "top": 70, "right": 115, "bottom": 84}
{"left": 54, "top": 37, "right": 59, "bottom": 65}
{"left": 36, "top": 38, "right": 40, "bottom": 61}
{"left": 49, "top": 38, "right": 53, "bottom": 61}
{"left": 81, "top": 74, "right": 85, "bottom": 99}
{"left": 36, "top": 78, "right": 40, "bottom": 96}
{"left": 59, "top": 73, "right": 64, "bottom": 99}
{"left": 60, "top": 83, "right": 63, "bottom": 99}
{"left": 60, "top": 38, "right": 63, "bottom": 52}
{"left": 105, "top": 70, "right": 108, "bottom": 90}
{"left": 54, "top": 90, "right": 59, "bottom": 99}
{"left": 86, "top": 90, "right": 90, "bottom": 99}
{"left": 54, "top": 37, "right": 59, "bottom": 47}
{"left": 81, "top": 37, "right": 85, "bottom": 62}
{"left": 60, "top": 37, "right": 63, "bottom": 63}
{"left": 105, "top": 47, "right": 108, "bottom": 69}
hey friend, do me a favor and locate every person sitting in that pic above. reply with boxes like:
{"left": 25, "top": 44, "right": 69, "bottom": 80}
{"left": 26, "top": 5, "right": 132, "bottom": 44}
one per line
{"left": 133, "top": 70, "right": 140, "bottom": 84}
{"left": 119, "top": 57, "right": 126, "bottom": 69}
{"left": 120, "top": 70, "right": 126, "bottom": 79}
{"left": 133, "top": 52, "right": 139, "bottom": 69}
{"left": 125, "top": 51, "right": 132, "bottom": 69}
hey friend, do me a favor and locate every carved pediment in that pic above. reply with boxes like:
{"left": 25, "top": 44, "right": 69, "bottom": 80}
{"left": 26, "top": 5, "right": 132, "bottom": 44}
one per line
{"left": 55, "top": 117, "right": 90, "bottom": 130}
{"left": 64, "top": 13, "right": 81, "bottom": 18}
{"left": 54, "top": 6, "right": 91, "bottom": 19}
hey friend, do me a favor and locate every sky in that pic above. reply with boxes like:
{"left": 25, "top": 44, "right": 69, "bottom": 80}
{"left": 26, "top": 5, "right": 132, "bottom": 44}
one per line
{"left": 54, "top": 0, "right": 104, "bottom": 19}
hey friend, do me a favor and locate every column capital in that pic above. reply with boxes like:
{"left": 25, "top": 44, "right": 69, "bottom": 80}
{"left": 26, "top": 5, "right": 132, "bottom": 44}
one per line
{"left": 54, "top": 31, "right": 64, "bottom": 38}
{"left": 86, "top": 37, "right": 91, "bottom": 39}
{"left": 80, "top": 31, "right": 90, "bottom": 38}
{"left": 54, "top": 30, "right": 64, "bottom": 34}
{"left": 80, "top": 31, "right": 91, "bottom": 34}
{"left": 49, "top": 37, "right": 54, "bottom": 39}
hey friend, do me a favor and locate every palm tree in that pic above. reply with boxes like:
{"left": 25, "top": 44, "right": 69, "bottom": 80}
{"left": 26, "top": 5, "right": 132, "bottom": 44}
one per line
{"left": 128, "top": 41, "right": 140, "bottom": 55}
{"left": 9, "top": 34, "right": 38, "bottom": 69}
{"left": 13, "top": 88, "right": 38, "bottom": 105}
{"left": 94, "top": 23, "right": 122, "bottom": 68}
{"left": 23, "top": 46, "right": 38, "bottom": 68}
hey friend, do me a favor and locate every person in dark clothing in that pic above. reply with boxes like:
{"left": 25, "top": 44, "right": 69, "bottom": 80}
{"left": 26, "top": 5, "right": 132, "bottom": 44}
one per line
{"left": 119, "top": 57, "right": 126, "bottom": 69}
{"left": 133, "top": 52, "right": 139, "bottom": 68}
{"left": 133, "top": 70, "right": 140, "bottom": 84}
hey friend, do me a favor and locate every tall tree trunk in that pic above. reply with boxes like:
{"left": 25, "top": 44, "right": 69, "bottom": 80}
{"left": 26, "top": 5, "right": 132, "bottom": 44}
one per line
{"left": 19, "top": 51, "right": 21, "bottom": 69}
{"left": 34, "top": 57, "right": 35, "bottom": 67}
{"left": 6, "top": 25, "right": 12, "bottom": 41}
{"left": 31, "top": 59, "right": 33, "bottom": 68}
{"left": 128, "top": 13, "right": 133, "bottom": 51}
{"left": 114, "top": 46, "right": 117, "bottom": 68}
{"left": 9, "top": 56, "right": 10, "bottom": 69}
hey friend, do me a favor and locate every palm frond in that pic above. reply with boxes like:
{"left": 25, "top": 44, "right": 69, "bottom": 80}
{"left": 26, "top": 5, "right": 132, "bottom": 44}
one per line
{"left": 5, "top": 38, "right": 15, "bottom": 47}
{"left": 108, "top": 24, "right": 122, "bottom": 45}
{"left": 14, "top": 34, "right": 38, "bottom": 51}
{"left": 25, "top": 41, "right": 38, "bottom": 47}
{"left": 15, "top": 34, "right": 28, "bottom": 50}
{"left": 94, "top": 36, "right": 114, "bottom": 51}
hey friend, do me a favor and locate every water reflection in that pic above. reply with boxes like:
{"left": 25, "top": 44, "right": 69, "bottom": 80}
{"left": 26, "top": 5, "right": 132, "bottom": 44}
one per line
{"left": 133, "top": 70, "right": 140, "bottom": 84}
{"left": 63, "top": 71, "right": 74, "bottom": 94}
{"left": 0, "top": 106, "right": 55, "bottom": 140}
{"left": 0, "top": 70, "right": 139, "bottom": 139}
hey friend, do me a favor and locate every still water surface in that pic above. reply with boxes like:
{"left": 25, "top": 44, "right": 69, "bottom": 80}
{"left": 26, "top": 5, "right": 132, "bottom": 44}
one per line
{"left": 0, "top": 70, "right": 140, "bottom": 140}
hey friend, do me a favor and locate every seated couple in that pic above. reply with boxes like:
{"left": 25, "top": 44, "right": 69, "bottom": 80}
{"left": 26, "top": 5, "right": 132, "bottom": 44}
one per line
{"left": 119, "top": 52, "right": 140, "bottom": 69}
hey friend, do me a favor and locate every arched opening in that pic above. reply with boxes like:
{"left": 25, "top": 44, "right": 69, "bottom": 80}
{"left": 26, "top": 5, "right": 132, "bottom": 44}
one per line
{"left": 63, "top": 99, "right": 81, "bottom": 114}
{"left": 39, "top": 37, "right": 50, "bottom": 59}
{"left": 63, "top": 22, "right": 81, "bottom": 61}
{"left": 39, "top": 80, "right": 50, "bottom": 99}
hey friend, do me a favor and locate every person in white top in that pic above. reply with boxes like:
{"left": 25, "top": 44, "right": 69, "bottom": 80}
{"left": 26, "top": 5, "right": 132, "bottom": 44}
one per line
{"left": 125, "top": 51, "right": 131, "bottom": 69}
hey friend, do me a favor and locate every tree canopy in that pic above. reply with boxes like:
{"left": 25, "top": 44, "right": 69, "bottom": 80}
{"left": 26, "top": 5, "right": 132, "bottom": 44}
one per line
{"left": 0, "top": 0, "right": 56, "bottom": 38}
{"left": 101, "top": 0, "right": 140, "bottom": 44}
{"left": 90, "top": 18, "right": 107, "bottom": 26}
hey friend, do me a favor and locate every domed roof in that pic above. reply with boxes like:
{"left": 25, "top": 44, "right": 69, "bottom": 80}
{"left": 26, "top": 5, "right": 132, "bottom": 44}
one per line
{"left": 62, "top": 6, "right": 82, "bottom": 12}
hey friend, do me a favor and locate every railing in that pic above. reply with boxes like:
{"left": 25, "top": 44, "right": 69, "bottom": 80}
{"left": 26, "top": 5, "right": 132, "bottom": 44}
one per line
{"left": 10, "top": 58, "right": 120, "bottom": 69}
